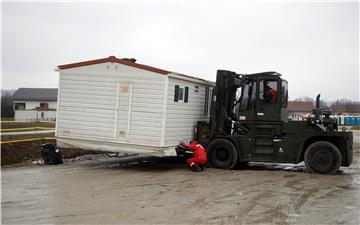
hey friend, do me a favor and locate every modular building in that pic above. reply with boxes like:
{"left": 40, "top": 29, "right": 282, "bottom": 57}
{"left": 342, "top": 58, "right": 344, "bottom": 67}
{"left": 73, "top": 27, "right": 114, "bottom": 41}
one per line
{"left": 56, "top": 56, "right": 214, "bottom": 156}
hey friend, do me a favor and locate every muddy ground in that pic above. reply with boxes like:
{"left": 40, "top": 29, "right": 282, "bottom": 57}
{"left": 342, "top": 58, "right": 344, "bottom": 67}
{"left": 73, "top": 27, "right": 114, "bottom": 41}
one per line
{"left": 2, "top": 149, "right": 360, "bottom": 225}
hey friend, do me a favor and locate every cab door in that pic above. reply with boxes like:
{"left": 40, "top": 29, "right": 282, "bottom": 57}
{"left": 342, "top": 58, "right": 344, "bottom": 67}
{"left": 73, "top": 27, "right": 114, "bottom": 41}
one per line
{"left": 251, "top": 78, "right": 282, "bottom": 162}
{"left": 256, "top": 79, "right": 281, "bottom": 121}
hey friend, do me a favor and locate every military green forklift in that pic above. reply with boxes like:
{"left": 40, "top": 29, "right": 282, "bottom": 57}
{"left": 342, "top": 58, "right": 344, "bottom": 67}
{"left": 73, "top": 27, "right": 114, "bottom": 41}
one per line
{"left": 196, "top": 70, "right": 353, "bottom": 174}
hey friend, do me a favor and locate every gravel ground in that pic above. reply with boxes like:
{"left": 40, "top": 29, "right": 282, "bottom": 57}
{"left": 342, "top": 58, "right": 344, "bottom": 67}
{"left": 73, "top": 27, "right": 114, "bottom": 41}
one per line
{"left": 2, "top": 150, "right": 360, "bottom": 225}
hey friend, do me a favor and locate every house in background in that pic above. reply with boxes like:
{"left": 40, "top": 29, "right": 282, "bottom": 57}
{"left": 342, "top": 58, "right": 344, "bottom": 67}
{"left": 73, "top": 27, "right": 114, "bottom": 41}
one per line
{"left": 287, "top": 101, "right": 314, "bottom": 120}
{"left": 12, "top": 88, "right": 58, "bottom": 121}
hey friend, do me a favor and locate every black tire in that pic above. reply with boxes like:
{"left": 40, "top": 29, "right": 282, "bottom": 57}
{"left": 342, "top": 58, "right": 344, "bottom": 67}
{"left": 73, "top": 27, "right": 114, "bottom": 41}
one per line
{"left": 207, "top": 139, "right": 238, "bottom": 169}
{"left": 304, "top": 141, "right": 342, "bottom": 174}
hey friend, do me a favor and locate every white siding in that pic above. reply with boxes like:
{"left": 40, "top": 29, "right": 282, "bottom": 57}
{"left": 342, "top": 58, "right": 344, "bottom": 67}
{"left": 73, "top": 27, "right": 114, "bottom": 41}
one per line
{"left": 163, "top": 77, "right": 213, "bottom": 146}
{"left": 14, "top": 110, "right": 56, "bottom": 121}
{"left": 14, "top": 110, "right": 37, "bottom": 121}
{"left": 56, "top": 62, "right": 165, "bottom": 147}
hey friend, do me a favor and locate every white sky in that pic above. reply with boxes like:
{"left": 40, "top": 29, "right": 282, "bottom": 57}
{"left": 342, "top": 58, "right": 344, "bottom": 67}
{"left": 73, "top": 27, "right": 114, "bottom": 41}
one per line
{"left": 2, "top": 1, "right": 359, "bottom": 101}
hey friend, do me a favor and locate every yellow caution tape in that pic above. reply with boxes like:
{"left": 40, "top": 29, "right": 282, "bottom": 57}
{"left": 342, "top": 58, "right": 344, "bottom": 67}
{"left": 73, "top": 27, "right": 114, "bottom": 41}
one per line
{"left": 1, "top": 127, "right": 55, "bottom": 132}
{"left": 1, "top": 137, "right": 56, "bottom": 144}
{"left": 35, "top": 127, "right": 55, "bottom": 130}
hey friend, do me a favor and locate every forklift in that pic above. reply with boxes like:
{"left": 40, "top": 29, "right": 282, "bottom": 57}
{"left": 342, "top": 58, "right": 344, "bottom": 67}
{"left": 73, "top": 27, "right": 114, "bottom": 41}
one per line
{"left": 196, "top": 70, "right": 353, "bottom": 174}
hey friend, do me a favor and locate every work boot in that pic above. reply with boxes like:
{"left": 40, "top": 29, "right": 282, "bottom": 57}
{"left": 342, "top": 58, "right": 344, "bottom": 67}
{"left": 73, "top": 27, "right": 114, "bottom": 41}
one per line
{"left": 190, "top": 163, "right": 202, "bottom": 172}
{"left": 199, "top": 164, "right": 205, "bottom": 171}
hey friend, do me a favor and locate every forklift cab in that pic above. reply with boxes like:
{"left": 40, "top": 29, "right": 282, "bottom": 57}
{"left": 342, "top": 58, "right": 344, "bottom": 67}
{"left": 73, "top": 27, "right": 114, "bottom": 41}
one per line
{"left": 210, "top": 71, "right": 288, "bottom": 137}
{"left": 235, "top": 72, "right": 288, "bottom": 123}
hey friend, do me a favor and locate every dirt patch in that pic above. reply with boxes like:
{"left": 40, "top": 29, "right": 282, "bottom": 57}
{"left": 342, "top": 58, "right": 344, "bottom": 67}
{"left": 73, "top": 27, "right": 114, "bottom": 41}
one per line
{"left": 1, "top": 134, "right": 100, "bottom": 166}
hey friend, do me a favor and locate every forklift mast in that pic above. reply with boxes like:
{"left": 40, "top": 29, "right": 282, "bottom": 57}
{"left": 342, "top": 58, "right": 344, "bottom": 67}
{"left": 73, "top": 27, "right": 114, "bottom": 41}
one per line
{"left": 210, "top": 70, "right": 242, "bottom": 136}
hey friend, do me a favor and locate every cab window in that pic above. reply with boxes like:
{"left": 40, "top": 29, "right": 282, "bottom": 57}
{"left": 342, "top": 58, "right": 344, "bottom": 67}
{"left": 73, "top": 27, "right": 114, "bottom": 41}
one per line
{"left": 239, "top": 80, "right": 256, "bottom": 111}
{"left": 281, "top": 80, "right": 288, "bottom": 107}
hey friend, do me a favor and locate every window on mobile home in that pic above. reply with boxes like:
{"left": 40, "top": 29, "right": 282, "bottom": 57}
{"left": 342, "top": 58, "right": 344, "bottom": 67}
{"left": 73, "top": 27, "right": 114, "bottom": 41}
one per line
{"left": 179, "top": 88, "right": 184, "bottom": 101}
{"left": 174, "top": 85, "right": 189, "bottom": 103}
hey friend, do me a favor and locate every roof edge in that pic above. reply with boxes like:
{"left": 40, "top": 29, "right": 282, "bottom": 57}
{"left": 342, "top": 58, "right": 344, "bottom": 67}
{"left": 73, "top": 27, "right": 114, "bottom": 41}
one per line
{"left": 57, "top": 56, "right": 170, "bottom": 75}
{"left": 169, "top": 73, "right": 215, "bottom": 86}
{"left": 12, "top": 98, "right": 58, "bottom": 101}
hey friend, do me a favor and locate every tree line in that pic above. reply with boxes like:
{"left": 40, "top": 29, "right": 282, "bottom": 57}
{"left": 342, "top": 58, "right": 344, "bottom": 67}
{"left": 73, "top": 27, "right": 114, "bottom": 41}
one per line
{"left": 292, "top": 96, "right": 360, "bottom": 113}
{"left": 1, "top": 89, "right": 16, "bottom": 118}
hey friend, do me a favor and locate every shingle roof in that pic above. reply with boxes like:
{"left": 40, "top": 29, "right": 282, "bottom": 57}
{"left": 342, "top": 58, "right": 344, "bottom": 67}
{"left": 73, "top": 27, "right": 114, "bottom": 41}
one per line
{"left": 287, "top": 101, "right": 314, "bottom": 112}
{"left": 12, "top": 88, "right": 58, "bottom": 101}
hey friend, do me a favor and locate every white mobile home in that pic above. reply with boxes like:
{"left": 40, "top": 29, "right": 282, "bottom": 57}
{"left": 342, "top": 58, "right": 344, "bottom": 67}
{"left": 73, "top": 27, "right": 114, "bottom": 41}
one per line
{"left": 56, "top": 56, "right": 214, "bottom": 156}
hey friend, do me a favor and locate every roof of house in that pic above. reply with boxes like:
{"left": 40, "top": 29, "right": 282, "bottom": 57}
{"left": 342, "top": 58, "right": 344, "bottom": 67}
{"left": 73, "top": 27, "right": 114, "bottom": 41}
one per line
{"left": 12, "top": 88, "right": 58, "bottom": 101}
{"left": 57, "top": 56, "right": 214, "bottom": 85}
{"left": 58, "top": 56, "right": 171, "bottom": 75}
{"left": 287, "top": 101, "right": 314, "bottom": 112}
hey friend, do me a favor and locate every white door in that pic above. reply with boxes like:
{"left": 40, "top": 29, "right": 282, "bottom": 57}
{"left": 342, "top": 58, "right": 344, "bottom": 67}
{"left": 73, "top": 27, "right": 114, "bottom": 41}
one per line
{"left": 114, "top": 83, "right": 133, "bottom": 141}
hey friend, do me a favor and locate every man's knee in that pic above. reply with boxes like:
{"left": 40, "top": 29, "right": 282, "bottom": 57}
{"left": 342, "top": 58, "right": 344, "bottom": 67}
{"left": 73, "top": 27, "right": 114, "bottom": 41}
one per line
{"left": 186, "top": 158, "right": 195, "bottom": 165}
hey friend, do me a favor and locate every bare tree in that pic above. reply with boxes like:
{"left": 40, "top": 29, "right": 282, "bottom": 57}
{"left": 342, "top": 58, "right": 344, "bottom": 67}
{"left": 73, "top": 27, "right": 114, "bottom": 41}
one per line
{"left": 1, "top": 89, "right": 16, "bottom": 118}
{"left": 330, "top": 99, "right": 360, "bottom": 113}
{"left": 292, "top": 96, "right": 329, "bottom": 110}
{"left": 293, "top": 96, "right": 314, "bottom": 103}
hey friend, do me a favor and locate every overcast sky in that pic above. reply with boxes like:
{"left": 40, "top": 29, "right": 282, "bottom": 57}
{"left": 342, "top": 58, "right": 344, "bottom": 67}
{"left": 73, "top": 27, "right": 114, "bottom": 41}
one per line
{"left": 2, "top": 1, "right": 359, "bottom": 101}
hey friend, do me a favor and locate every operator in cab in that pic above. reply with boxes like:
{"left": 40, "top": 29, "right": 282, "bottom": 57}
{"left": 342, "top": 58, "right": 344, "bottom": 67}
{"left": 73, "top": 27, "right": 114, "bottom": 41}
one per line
{"left": 264, "top": 82, "right": 277, "bottom": 103}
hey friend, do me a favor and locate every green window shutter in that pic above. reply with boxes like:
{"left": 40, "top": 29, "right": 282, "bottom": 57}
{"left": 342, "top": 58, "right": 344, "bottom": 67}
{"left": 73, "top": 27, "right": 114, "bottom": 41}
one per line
{"left": 184, "top": 87, "right": 189, "bottom": 103}
{"left": 204, "top": 86, "right": 209, "bottom": 115}
{"left": 174, "top": 85, "right": 179, "bottom": 102}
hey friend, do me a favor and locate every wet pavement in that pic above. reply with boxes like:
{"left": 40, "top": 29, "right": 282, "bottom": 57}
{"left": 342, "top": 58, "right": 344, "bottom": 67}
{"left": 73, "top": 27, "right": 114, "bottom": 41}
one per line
{"left": 2, "top": 148, "right": 359, "bottom": 225}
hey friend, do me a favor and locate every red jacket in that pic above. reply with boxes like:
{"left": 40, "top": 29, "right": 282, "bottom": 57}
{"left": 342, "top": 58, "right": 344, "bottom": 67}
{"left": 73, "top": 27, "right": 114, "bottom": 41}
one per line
{"left": 181, "top": 141, "right": 207, "bottom": 164}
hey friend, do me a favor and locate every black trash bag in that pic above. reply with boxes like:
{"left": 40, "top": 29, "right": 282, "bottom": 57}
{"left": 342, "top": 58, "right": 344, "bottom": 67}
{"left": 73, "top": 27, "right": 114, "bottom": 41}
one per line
{"left": 41, "top": 143, "right": 63, "bottom": 165}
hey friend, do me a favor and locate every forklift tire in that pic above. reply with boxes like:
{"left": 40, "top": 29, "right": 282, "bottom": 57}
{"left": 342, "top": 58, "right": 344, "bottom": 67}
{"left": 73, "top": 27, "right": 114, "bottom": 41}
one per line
{"left": 207, "top": 139, "right": 238, "bottom": 170}
{"left": 304, "top": 141, "right": 341, "bottom": 174}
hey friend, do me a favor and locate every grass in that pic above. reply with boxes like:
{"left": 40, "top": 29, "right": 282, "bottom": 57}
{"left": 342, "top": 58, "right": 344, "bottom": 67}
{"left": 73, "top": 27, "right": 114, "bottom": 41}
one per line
{"left": 1, "top": 127, "right": 55, "bottom": 133}
{"left": 0, "top": 117, "right": 15, "bottom": 121}
{"left": 1, "top": 121, "right": 55, "bottom": 129}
